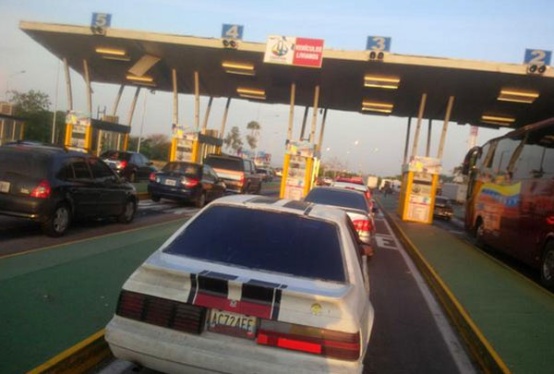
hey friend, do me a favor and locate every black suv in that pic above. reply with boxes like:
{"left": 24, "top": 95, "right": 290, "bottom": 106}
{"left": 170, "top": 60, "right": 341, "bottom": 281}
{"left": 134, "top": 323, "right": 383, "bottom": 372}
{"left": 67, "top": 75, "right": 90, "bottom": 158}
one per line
{"left": 203, "top": 154, "right": 262, "bottom": 194}
{"left": 0, "top": 143, "right": 137, "bottom": 237}
{"left": 100, "top": 150, "right": 157, "bottom": 182}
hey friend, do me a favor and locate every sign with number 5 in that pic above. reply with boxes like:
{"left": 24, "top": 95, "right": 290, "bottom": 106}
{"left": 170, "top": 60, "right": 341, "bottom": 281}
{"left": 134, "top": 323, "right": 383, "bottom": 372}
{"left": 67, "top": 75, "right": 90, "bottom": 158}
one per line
{"left": 92, "top": 13, "right": 112, "bottom": 28}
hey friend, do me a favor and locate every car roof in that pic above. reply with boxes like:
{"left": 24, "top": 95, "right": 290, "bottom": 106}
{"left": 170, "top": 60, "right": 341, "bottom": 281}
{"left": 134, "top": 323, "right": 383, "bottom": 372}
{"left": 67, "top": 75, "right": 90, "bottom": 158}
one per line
{"left": 209, "top": 194, "right": 349, "bottom": 223}
{"left": 1, "top": 143, "right": 86, "bottom": 157}
{"left": 332, "top": 181, "right": 368, "bottom": 190}
{"left": 310, "top": 186, "right": 367, "bottom": 196}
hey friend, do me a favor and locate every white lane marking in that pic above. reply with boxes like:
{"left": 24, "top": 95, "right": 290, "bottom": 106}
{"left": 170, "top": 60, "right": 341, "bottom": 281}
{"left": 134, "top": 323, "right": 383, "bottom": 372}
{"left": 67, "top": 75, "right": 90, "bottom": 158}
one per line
{"left": 374, "top": 233, "right": 400, "bottom": 250}
{"left": 380, "top": 217, "right": 477, "bottom": 374}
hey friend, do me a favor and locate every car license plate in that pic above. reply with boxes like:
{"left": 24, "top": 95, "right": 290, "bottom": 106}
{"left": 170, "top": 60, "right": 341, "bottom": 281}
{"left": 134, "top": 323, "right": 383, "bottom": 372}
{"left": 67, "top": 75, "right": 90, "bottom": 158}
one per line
{"left": 0, "top": 181, "right": 10, "bottom": 193}
{"left": 207, "top": 309, "right": 256, "bottom": 339}
{"left": 164, "top": 179, "right": 177, "bottom": 186}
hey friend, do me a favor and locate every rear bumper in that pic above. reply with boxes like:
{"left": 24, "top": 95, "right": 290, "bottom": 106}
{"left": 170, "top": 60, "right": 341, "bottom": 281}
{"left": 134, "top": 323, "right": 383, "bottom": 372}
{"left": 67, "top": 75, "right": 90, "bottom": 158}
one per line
{"left": 106, "top": 316, "right": 363, "bottom": 374}
{"left": 148, "top": 184, "right": 198, "bottom": 201}
{"left": 0, "top": 194, "right": 51, "bottom": 221}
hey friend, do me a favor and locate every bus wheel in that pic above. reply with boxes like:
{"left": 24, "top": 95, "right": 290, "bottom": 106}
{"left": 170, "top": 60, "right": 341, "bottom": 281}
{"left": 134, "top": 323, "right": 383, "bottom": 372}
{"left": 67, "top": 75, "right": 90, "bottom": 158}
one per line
{"left": 540, "top": 242, "right": 554, "bottom": 290}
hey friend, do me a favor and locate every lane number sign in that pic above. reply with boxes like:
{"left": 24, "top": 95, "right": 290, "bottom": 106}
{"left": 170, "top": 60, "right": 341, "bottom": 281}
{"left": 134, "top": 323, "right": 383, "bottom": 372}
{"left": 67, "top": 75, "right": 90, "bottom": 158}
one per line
{"left": 366, "top": 36, "right": 391, "bottom": 52}
{"left": 91, "top": 13, "right": 112, "bottom": 28}
{"left": 222, "top": 24, "right": 244, "bottom": 40}
{"left": 524, "top": 49, "right": 551, "bottom": 66}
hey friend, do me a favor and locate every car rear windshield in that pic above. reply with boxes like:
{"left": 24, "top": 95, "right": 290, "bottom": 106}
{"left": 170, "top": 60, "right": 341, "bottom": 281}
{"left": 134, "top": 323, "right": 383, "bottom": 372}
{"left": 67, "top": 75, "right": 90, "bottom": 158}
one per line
{"left": 0, "top": 149, "right": 49, "bottom": 178}
{"left": 305, "top": 188, "right": 368, "bottom": 213}
{"left": 204, "top": 157, "right": 242, "bottom": 171}
{"left": 163, "top": 205, "right": 346, "bottom": 282}
{"left": 102, "top": 151, "right": 130, "bottom": 161}
{"left": 162, "top": 162, "right": 200, "bottom": 177}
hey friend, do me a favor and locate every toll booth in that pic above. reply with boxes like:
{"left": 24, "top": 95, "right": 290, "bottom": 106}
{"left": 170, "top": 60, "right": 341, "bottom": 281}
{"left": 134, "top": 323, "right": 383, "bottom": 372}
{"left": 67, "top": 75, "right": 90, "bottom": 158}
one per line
{"left": 0, "top": 111, "right": 26, "bottom": 146}
{"left": 398, "top": 156, "right": 441, "bottom": 224}
{"left": 64, "top": 111, "right": 130, "bottom": 154}
{"left": 280, "top": 140, "right": 319, "bottom": 200}
{"left": 170, "top": 128, "right": 222, "bottom": 163}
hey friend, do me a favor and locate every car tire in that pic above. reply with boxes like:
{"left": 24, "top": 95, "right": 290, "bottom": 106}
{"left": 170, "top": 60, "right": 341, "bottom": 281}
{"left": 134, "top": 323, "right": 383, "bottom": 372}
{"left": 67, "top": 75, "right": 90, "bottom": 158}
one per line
{"left": 540, "top": 241, "right": 554, "bottom": 290}
{"left": 195, "top": 192, "right": 206, "bottom": 208}
{"left": 118, "top": 198, "right": 136, "bottom": 224}
{"left": 151, "top": 194, "right": 161, "bottom": 202}
{"left": 42, "top": 203, "right": 71, "bottom": 237}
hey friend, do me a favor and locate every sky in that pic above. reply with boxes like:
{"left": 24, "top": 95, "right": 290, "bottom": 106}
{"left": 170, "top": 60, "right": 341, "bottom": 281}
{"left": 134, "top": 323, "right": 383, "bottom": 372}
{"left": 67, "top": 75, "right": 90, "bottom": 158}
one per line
{"left": 1, "top": 0, "right": 554, "bottom": 176}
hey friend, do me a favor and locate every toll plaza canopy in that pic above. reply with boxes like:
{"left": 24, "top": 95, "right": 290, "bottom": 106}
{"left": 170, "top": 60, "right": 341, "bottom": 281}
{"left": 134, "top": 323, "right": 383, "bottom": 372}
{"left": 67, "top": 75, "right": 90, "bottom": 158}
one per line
{"left": 19, "top": 20, "right": 554, "bottom": 130}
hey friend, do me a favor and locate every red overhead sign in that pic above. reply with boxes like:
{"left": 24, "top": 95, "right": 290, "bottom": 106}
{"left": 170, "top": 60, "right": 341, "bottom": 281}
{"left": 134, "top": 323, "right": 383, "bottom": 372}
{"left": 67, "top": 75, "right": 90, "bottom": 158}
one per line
{"left": 264, "top": 36, "right": 324, "bottom": 68}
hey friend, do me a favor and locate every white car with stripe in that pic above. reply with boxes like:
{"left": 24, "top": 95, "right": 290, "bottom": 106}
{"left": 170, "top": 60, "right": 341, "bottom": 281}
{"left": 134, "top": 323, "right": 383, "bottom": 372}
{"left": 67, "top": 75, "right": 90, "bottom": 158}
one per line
{"left": 105, "top": 195, "right": 374, "bottom": 373}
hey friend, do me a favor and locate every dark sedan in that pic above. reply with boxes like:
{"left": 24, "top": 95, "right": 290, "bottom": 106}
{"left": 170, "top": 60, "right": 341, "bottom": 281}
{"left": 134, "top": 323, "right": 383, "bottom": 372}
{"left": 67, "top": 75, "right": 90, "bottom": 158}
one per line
{"left": 433, "top": 196, "right": 454, "bottom": 221}
{"left": 148, "top": 161, "right": 226, "bottom": 207}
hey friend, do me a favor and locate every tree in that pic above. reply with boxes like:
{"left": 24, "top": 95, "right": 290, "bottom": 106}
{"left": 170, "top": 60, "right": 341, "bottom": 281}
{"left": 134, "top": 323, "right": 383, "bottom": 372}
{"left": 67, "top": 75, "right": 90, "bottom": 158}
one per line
{"left": 9, "top": 90, "right": 55, "bottom": 143}
{"left": 223, "top": 126, "right": 243, "bottom": 155}
{"left": 246, "top": 120, "right": 261, "bottom": 151}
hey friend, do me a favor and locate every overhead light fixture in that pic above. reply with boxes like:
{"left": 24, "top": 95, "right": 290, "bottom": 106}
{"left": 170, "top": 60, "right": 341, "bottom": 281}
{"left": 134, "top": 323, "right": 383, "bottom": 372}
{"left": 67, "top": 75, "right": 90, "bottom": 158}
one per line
{"left": 237, "top": 87, "right": 265, "bottom": 100}
{"left": 363, "top": 75, "right": 400, "bottom": 89}
{"left": 361, "top": 100, "right": 394, "bottom": 114}
{"left": 126, "top": 74, "right": 154, "bottom": 83}
{"left": 222, "top": 61, "right": 256, "bottom": 76}
{"left": 497, "top": 89, "right": 539, "bottom": 104}
{"left": 101, "top": 55, "right": 131, "bottom": 62}
{"left": 481, "top": 115, "right": 515, "bottom": 126}
{"left": 95, "top": 47, "right": 127, "bottom": 56}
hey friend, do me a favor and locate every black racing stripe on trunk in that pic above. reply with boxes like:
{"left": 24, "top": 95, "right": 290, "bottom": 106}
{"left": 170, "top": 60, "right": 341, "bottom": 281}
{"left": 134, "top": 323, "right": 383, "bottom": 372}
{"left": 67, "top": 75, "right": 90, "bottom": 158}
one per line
{"left": 271, "top": 289, "right": 283, "bottom": 320}
{"left": 186, "top": 273, "right": 198, "bottom": 304}
{"left": 201, "top": 271, "right": 238, "bottom": 281}
{"left": 241, "top": 283, "right": 274, "bottom": 304}
{"left": 198, "top": 275, "right": 228, "bottom": 296}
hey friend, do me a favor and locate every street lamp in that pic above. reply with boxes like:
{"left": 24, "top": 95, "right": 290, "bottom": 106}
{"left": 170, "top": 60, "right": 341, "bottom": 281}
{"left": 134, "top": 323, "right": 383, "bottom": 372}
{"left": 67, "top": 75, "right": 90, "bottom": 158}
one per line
{"left": 5, "top": 70, "right": 26, "bottom": 101}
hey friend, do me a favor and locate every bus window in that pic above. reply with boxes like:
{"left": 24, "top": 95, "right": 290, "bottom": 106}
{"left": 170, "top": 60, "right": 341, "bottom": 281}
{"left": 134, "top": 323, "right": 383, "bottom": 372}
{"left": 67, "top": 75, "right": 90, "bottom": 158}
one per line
{"left": 489, "top": 137, "right": 520, "bottom": 180}
{"left": 513, "top": 142, "right": 546, "bottom": 179}
{"left": 542, "top": 147, "right": 554, "bottom": 178}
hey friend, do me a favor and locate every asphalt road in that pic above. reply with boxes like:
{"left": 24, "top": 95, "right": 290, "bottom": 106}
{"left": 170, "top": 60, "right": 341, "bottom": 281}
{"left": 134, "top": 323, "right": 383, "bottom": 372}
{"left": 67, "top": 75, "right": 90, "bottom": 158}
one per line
{"left": 1, "top": 182, "right": 477, "bottom": 373}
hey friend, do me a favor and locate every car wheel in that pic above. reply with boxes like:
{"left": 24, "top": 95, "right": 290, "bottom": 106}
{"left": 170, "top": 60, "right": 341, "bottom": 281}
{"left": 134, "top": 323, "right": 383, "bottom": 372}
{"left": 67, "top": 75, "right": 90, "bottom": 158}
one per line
{"left": 42, "top": 203, "right": 71, "bottom": 237}
{"left": 540, "top": 242, "right": 554, "bottom": 290}
{"left": 195, "top": 192, "right": 206, "bottom": 208}
{"left": 118, "top": 198, "right": 136, "bottom": 224}
{"left": 151, "top": 194, "right": 161, "bottom": 202}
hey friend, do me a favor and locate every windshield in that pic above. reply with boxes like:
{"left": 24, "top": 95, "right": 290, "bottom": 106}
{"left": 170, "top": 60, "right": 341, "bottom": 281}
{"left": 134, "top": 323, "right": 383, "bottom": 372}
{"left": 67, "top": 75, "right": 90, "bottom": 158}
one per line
{"left": 162, "top": 162, "right": 200, "bottom": 178}
{"left": 204, "top": 157, "right": 242, "bottom": 171}
{"left": 163, "top": 205, "right": 346, "bottom": 282}
{"left": 305, "top": 188, "right": 369, "bottom": 213}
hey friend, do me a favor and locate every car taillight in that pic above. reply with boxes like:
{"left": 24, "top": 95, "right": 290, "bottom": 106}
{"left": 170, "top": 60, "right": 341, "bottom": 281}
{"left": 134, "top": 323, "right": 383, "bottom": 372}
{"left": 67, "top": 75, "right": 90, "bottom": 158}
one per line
{"left": 239, "top": 174, "right": 245, "bottom": 187}
{"left": 149, "top": 172, "right": 157, "bottom": 182}
{"left": 181, "top": 178, "right": 200, "bottom": 188}
{"left": 256, "top": 320, "right": 361, "bottom": 361}
{"left": 116, "top": 290, "right": 206, "bottom": 334}
{"left": 119, "top": 160, "right": 128, "bottom": 169}
{"left": 352, "top": 219, "right": 371, "bottom": 233}
{"left": 365, "top": 191, "right": 371, "bottom": 201}
{"left": 30, "top": 180, "right": 51, "bottom": 199}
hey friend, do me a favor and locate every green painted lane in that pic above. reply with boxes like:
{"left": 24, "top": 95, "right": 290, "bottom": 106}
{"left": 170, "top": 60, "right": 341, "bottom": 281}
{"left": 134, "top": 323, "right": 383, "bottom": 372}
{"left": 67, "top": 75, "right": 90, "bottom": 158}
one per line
{"left": 0, "top": 220, "right": 184, "bottom": 374}
{"left": 376, "top": 195, "right": 554, "bottom": 374}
